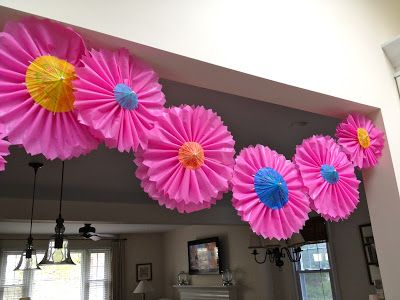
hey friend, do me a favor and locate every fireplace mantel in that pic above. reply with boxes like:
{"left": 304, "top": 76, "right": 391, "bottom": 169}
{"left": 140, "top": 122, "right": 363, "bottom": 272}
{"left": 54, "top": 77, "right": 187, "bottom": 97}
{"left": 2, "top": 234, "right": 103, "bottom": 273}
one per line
{"left": 173, "top": 285, "right": 237, "bottom": 300}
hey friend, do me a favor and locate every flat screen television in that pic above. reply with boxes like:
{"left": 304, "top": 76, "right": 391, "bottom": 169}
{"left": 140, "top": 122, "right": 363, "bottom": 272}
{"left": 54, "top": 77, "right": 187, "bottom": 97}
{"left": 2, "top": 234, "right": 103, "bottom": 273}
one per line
{"left": 187, "top": 237, "right": 222, "bottom": 275}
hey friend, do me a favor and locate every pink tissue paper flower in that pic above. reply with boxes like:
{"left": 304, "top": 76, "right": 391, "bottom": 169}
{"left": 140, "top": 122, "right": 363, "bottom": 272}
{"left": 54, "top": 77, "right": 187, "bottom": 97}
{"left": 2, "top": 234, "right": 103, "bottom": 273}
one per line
{"left": 294, "top": 135, "right": 360, "bottom": 221}
{"left": 336, "top": 113, "right": 384, "bottom": 169}
{"left": 232, "top": 145, "right": 310, "bottom": 240}
{"left": 0, "top": 18, "right": 98, "bottom": 160}
{"left": 135, "top": 105, "right": 235, "bottom": 213}
{"left": 74, "top": 48, "right": 165, "bottom": 152}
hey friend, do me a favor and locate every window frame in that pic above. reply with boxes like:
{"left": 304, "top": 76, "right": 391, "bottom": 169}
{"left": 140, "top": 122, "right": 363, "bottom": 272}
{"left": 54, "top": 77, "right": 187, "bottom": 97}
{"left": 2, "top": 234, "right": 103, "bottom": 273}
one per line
{"left": 0, "top": 248, "right": 112, "bottom": 300}
{"left": 0, "top": 251, "right": 30, "bottom": 299}
{"left": 293, "top": 241, "right": 338, "bottom": 300}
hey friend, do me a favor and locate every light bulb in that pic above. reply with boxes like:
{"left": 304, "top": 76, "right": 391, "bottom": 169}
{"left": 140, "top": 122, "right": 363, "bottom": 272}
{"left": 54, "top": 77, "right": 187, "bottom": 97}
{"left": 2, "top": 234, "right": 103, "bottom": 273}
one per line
{"left": 52, "top": 248, "right": 64, "bottom": 263}
{"left": 25, "top": 258, "right": 32, "bottom": 269}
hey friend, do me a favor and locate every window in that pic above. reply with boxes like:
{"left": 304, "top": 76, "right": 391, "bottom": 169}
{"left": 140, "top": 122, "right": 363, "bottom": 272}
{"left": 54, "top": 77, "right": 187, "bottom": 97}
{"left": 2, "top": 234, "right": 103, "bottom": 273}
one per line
{"left": 294, "top": 242, "right": 335, "bottom": 300}
{"left": 0, "top": 249, "right": 111, "bottom": 300}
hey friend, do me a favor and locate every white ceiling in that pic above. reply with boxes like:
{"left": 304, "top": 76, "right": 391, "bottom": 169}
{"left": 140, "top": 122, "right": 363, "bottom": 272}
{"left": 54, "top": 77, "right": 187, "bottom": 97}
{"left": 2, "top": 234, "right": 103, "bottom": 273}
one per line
{"left": 0, "top": 221, "right": 183, "bottom": 235}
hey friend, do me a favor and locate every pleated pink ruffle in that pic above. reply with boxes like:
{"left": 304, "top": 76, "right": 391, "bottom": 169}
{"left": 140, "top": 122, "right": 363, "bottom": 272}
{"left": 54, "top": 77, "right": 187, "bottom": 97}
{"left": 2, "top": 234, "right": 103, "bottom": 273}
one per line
{"left": 232, "top": 145, "right": 310, "bottom": 240}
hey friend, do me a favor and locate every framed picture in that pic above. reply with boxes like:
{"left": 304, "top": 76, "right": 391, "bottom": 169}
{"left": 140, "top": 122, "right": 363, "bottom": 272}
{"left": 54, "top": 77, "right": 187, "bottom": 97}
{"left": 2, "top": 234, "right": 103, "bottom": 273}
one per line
{"left": 359, "top": 223, "right": 381, "bottom": 285}
{"left": 136, "top": 263, "right": 152, "bottom": 281}
{"left": 187, "top": 237, "right": 222, "bottom": 275}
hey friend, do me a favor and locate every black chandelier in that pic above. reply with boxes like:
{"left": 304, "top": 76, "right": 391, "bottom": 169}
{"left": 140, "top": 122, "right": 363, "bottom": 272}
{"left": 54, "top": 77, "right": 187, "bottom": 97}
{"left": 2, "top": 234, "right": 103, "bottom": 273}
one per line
{"left": 249, "top": 233, "right": 305, "bottom": 267}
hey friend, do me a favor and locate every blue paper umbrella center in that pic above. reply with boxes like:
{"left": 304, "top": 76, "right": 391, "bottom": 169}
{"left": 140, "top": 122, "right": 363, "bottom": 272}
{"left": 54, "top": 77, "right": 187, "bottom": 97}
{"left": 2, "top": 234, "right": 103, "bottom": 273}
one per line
{"left": 320, "top": 164, "right": 340, "bottom": 184}
{"left": 254, "top": 167, "right": 289, "bottom": 210}
{"left": 113, "top": 83, "right": 138, "bottom": 110}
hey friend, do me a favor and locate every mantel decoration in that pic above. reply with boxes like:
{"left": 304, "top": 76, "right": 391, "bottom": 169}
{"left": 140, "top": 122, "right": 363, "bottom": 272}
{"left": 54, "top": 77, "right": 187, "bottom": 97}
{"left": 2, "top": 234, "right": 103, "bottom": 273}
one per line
{"left": 0, "top": 130, "right": 10, "bottom": 171}
{"left": 0, "top": 18, "right": 98, "bottom": 160}
{"left": 74, "top": 48, "right": 165, "bottom": 152}
{"left": 221, "top": 269, "right": 233, "bottom": 286}
{"left": 177, "top": 271, "right": 190, "bottom": 285}
{"left": 336, "top": 113, "right": 384, "bottom": 169}
{"left": 232, "top": 145, "right": 310, "bottom": 239}
{"left": 135, "top": 105, "right": 235, "bottom": 213}
{"left": 294, "top": 135, "right": 360, "bottom": 221}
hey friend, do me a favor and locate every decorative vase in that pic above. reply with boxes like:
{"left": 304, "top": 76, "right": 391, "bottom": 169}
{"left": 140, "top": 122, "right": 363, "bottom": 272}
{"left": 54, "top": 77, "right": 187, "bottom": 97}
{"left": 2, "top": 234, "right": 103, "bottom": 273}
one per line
{"left": 177, "top": 271, "right": 189, "bottom": 285}
{"left": 221, "top": 269, "right": 233, "bottom": 286}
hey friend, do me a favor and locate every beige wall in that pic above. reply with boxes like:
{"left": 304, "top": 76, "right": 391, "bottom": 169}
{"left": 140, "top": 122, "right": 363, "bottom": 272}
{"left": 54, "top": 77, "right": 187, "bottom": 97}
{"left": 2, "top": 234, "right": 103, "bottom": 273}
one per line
{"left": 123, "top": 233, "right": 166, "bottom": 300}
{"left": 163, "top": 225, "right": 275, "bottom": 300}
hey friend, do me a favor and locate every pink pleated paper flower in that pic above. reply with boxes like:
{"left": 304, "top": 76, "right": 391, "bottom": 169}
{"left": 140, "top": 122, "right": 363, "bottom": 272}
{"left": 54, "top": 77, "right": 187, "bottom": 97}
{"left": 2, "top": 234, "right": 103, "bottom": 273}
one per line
{"left": 135, "top": 105, "right": 235, "bottom": 213}
{"left": 0, "top": 18, "right": 98, "bottom": 160}
{"left": 74, "top": 48, "right": 165, "bottom": 152}
{"left": 232, "top": 145, "right": 310, "bottom": 240}
{"left": 308, "top": 200, "right": 349, "bottom": 222}
{"left": 0, "top": 131, "right": 11, "bottom": 171}
{"left": 135, "top": 148, "right": 218, "bottom": 213}
{"left": 294, "top": 135, "right": 360, "bottom": 221}
{"left": 336, "top": 113, "right": 384, "bottom": 169}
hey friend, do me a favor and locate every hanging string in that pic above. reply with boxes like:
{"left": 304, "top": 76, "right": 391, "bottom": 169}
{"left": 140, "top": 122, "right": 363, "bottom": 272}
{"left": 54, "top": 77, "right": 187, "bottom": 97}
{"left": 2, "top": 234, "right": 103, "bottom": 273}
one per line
{"left": 58, "top": 161, "right": 65, "bottom": 218}
{"left": 28, "top": 163, "right": 42, "bottom": 242}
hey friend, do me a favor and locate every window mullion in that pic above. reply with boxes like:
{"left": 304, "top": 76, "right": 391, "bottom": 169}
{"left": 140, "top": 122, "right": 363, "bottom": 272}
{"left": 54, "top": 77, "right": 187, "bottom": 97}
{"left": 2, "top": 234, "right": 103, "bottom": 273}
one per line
{"left": 298, "top": 269, "right": 331, "bottom": 274}
{"left": 82, "top": 250, "right": 89, "bottom": 300}
{"left": 23, "top": 269, "right": 33, "bottom": 298}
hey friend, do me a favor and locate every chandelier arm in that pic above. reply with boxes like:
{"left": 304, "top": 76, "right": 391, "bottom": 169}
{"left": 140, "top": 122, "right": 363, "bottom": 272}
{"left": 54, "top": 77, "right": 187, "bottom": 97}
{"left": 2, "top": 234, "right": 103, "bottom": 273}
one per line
{"left": 252, "top": 249, "right": 268, "bottom": 264}
{"left": 267, "top": 249, "right": 275, "bottom": 263}
{"left": 282, "top": 246, "right": 302, "bottom": 262}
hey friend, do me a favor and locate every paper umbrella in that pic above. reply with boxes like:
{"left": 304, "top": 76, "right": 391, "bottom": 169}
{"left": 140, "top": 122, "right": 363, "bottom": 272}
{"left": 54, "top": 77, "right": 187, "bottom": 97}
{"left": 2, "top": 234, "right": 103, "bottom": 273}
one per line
{"left": 336, "top": 113, "right": 384, "bottom": 169}
{"left": 232, "top": 145, "right": 310, "bottom": 240}
{"left": 135, "top": 105, "right": 235, "bottom": 213}
{"left": 74, "top": 48, "right": 166, "bottom": 152}
{"left": 294, "top": 135, "right": 360, "bottom": 221}
{"left": 0, "top": 17, "right": 98, "bottom": 160}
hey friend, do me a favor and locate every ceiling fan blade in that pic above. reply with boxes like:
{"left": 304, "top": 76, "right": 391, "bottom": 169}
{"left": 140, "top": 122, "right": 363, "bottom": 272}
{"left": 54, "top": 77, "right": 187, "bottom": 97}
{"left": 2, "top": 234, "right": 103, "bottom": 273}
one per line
{"left": 90, "top": 235, "right": 102, "bottom": 241}
{"left": 96, "top": 233, "right": 117, "bottom": 238}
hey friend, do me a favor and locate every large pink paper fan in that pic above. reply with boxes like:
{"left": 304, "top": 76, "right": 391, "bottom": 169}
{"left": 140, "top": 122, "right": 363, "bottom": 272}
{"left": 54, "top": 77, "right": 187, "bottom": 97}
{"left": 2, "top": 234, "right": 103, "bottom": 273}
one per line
{"left": 74, "top": 48, "right": 166, "bottom": 152}
{"left": 294, "top": 135, "right": 360, "bottom": 221}
{"left": 0, "top": 18, "right": 98, "bottom": 160}
{"left": 0, "top": 131, "right": 10, "bottom": 171}
{"left": 336, "top": 113, "right": 384, "bottom": 169}
{"left": 135, "top": 148, "right": 217, "bottom": 213}
{"left": 232, "top": 145, "right": 310, "bottom": 240}
{"left": 136, "top": 105, "right": 235, "bottom": 213}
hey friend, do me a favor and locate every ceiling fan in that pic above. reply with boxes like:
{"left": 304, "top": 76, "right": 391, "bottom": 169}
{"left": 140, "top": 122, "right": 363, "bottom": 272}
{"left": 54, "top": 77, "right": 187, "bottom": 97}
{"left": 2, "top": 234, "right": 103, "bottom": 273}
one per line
{"left": 77, "top": 224, "right": 117, "bottom": 241}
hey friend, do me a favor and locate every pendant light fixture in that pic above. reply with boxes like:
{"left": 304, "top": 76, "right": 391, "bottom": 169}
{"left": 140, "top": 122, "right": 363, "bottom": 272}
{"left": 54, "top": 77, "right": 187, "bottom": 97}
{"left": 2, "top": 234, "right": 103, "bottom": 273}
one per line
{"left": 14, "top": 162, "right": 43, "bottom": 271}
{"left": 39, "top": 161, "right": 75, "bottom": 265}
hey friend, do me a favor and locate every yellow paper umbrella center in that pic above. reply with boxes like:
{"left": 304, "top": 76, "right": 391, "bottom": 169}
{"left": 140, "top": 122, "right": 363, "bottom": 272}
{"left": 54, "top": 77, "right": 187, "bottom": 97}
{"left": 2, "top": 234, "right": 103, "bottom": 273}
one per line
{"left": 178, "top": 142, "right": 205, "bottom": 170}
{"left": 26, "top": 55, "right": 76, "bottom": 113}
{"left": 357, "top": 128, "right": 371, "bottom": 149}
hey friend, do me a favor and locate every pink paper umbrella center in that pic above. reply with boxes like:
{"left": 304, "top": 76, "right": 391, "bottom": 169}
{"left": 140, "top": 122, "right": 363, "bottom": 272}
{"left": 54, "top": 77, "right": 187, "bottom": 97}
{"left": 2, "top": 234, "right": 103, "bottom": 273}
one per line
{"left": 178, "top": 142, "right": 205, "bottom": 170}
